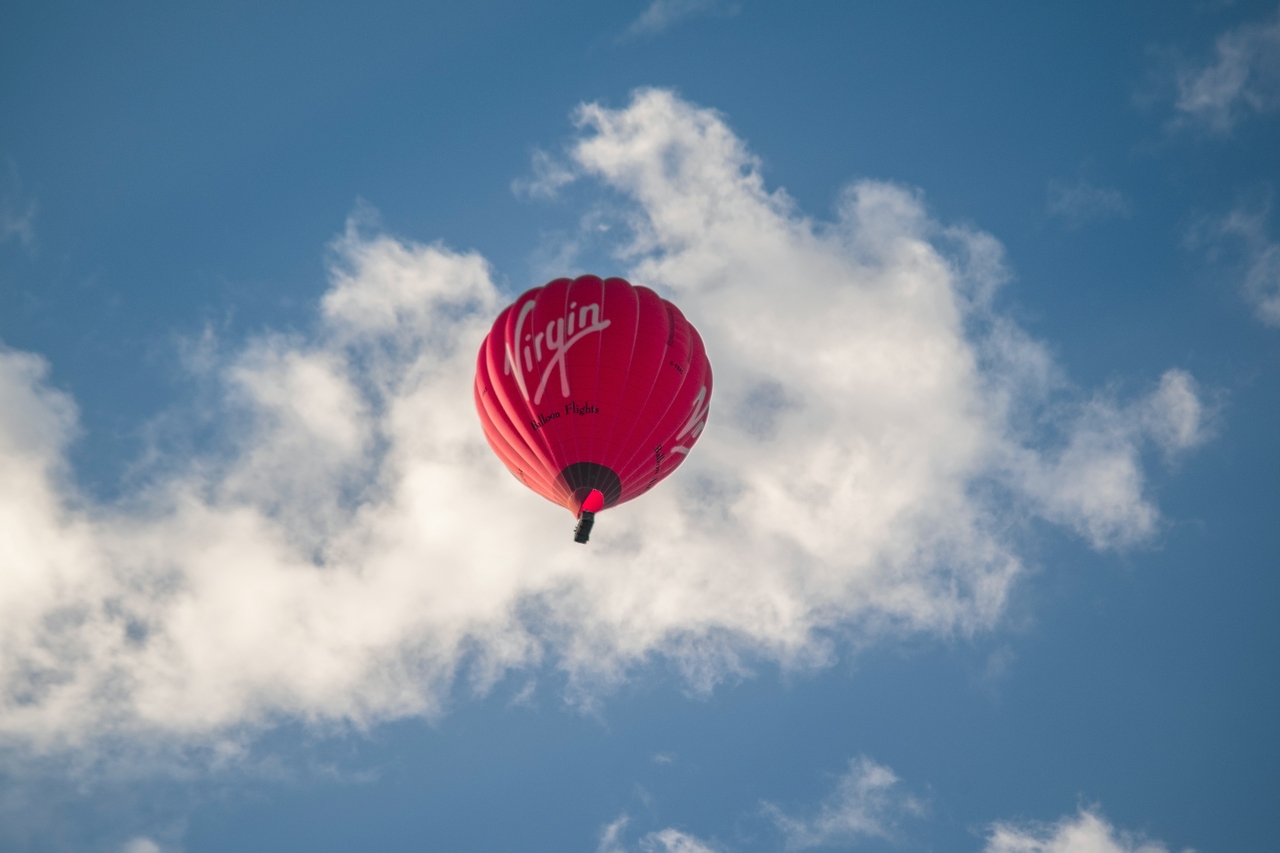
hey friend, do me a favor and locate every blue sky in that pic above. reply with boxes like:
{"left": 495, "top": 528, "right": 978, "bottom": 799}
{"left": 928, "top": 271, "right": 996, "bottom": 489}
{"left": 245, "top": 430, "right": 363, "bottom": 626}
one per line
{"left": 1, "top": 2, "right": 1278, "bottom": 852}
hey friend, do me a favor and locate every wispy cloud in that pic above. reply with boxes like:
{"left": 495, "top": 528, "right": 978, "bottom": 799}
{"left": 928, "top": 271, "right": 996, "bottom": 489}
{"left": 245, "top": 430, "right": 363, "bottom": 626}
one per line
{"left": 1188, "top": 199, "right": 1280, "bottom": 326}
{"left": 985, "top": 808, "right": 1179, "bottom": 853}
{"left": 1, "top": 160, "right": 37, "bottom": 253}
{"left": 601, "top": 814, "right": 722, "bottom": 853}
{"left": 511, "top": 149, "right": 577, "bottom": 199}
{"left": 1046, "top": 180, "right": 1132, "bottom": 228}
{"left": 600, "top": 815, "right": 634, "bottom": 853}
{"left": 0, "top": 201, "right": 35, "bottom": 249}
{"left": 625, "top": 0, "right": 739, "bottom": 39}
{"left": 1170, "top": 6, "right": 1280, "bottom": 133}
{"left": 762, "top": 756, "right": 925, "bottom": 849}
{"left": 599, "top": 764, "right": 1181, "bottom": 853}
{"left": 0, "top": 89, "right": 1205, "bottom": 760}
{"left": 1012, "top": 369, "right": 1206, "bottom": 548}
{"left": 641, "top": 829, "right": 721, "bottom": 853}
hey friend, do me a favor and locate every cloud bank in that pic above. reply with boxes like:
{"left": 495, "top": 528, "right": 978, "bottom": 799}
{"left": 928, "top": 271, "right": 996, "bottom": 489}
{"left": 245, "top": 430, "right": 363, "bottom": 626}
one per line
{"left": 0, "top": 89, "right": 1204, "bottom": 756}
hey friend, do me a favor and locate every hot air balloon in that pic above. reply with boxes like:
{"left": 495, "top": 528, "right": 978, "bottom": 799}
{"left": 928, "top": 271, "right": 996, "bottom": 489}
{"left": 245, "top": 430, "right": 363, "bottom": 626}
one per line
{"left": 474, "top": 275, "right": 712, "bottom": 542}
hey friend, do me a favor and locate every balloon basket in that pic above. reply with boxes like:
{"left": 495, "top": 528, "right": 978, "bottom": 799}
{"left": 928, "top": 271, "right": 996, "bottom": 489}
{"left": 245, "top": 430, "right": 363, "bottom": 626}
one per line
{"left": 574, "top": 511, "right": 595, "bottom": 544}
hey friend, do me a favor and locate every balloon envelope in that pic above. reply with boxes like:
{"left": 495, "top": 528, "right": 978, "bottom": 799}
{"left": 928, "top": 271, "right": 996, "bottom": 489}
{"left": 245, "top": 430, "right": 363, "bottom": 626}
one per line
{"left": 474, "top": 275, "right": 712, "bottom": 526}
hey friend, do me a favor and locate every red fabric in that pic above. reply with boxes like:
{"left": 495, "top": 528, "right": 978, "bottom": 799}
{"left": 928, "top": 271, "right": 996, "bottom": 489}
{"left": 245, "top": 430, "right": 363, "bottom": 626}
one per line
{"left": 474, "top": 275, "right": 713, "bottom": 516}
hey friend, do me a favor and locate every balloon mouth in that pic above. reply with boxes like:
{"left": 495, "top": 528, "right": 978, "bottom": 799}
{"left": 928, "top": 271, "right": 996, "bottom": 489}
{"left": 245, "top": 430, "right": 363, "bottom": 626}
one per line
{"left": 558, "top": 462, "right": 623, "bottom": 516}
{"left": 560, "top": 463, "right": 619, "bottom": 544}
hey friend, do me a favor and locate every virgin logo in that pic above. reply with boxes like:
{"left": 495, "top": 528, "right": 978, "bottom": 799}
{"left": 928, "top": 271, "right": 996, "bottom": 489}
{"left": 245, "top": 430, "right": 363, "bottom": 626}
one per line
{"left": 504, "top": 299, "right": 611, "bottom": 405}
{"left": 671, "top": 386, "right": 709, "bottom": 456}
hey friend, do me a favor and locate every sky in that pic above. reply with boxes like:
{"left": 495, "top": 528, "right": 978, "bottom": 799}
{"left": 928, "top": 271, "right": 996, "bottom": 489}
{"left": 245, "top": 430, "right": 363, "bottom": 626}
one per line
{"left": 1, "top": 2, "right": 1278, "bottom": 852}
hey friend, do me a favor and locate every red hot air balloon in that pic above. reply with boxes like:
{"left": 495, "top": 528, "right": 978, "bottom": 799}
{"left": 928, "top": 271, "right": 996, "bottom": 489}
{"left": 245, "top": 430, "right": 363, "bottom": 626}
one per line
{"left": 474, "top": 275, "right": 712, "bottom": 542}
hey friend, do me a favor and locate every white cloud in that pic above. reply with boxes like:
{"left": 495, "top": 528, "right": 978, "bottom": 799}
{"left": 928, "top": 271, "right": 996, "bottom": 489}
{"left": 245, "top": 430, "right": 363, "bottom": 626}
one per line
{"left": 625, "top": 0, "right": 738, "bottom": 38}
{"left": 121, "top": 838, "right": 163, "bottom": 853}
{"left": 0, "top": 89, "right": 1204, "bottom": 757}
{"left": 763, "top": 756, "right": 924, "bottom": 848}
{"left": 985, "top": 809, "right": 1179, "bottom": 853}
{"left": 1172, "top": 7, "right": 1280, "bottom": 132}
{"left": 1046, "top": 181, "right": 1132, "bottom": 228}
